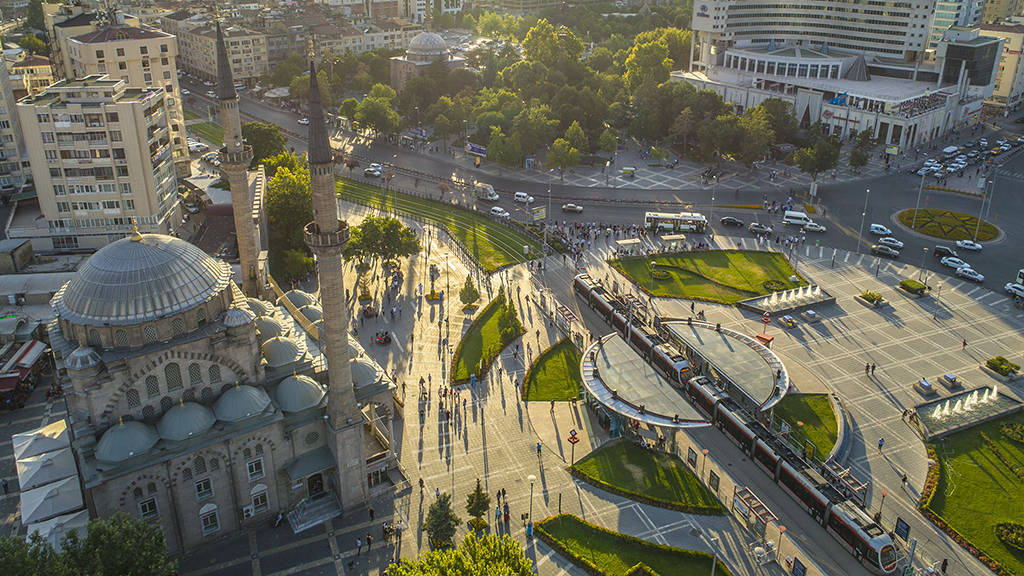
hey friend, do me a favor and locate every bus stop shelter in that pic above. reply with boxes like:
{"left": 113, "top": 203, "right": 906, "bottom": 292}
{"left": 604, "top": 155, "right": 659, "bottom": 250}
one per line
{"left": 615, "top": 238, "right": 643, "bottom": 256}
{"left": 661, "top": 234, "right": 686, "bottom": 252}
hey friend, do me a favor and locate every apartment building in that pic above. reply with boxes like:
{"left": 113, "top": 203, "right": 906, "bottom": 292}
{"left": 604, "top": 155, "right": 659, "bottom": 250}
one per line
{"left": 44, "top": 4, "right": 140, "bottom": 80}
{"left": 930, "top": 0, "right": 985, "bottom": 47}
{"left": 66, "top": 26, "right": 190, "bottom": 178}
{"left": 8, "top": 55, "right": 54, "bottom": 98}
{"left": 177, "top": 25, "right": 268, "bottom": 85}
{"left": 983, "top": 0, "right": 1023, "bottom": 23}
{"left": 982, "top": 22, "right": 1024, "bottom": 111}
{"left": 0, "top": 63, "right": 29, "bottom": 194}
{"left": 11, "top": 76, "right": 181, "bottom": 252}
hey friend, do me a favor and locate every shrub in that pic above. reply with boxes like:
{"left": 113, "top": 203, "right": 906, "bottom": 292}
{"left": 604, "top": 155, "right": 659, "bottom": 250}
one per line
{"left": 1002, "top": 423, "right": 1024, "bottom": 444}
{"left": 468, "top": 517, "right": 488, "bottom": 533}
{"left": 861, "top": 290, "right": 882, "bottom": 304}
{"left": 996, "top": 523, "right": 1024, "bottom": 551}
{"left": 899, "top": 279, "right": 927, "bottom": 295}
{"left": 987, "top": 356, "right": 1020, "bottom": 377}
{"left": 763, "top": 279, "right": 786, "bottom": 292}
{"left": 651, "top": 269, "right": 670, "bottom": 280}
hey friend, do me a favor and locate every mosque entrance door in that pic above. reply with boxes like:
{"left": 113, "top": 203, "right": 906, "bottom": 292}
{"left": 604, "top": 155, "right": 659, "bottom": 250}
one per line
{"left": 307, "top": 473, "right": 325, "bottom": 498}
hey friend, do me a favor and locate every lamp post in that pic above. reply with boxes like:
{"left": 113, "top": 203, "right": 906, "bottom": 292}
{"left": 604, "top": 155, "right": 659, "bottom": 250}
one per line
{"left": 974, "top": 178, "right": 993, "bottom": 242}
{"left": 919, "top": 247, "right": 928, "bottom": 281}
{"left": 710, "top": 181, "right": 717, "bottom": 227}
{"left": 709, "top": 536, "right": 719, "bottom": 576}
{"left": 415, "top": 106, "right": 420, "bottom": 127}
{"left": 878, "top": 488, "right": 889, "bottom": 521}
{"left": 778, "top": 525, "right": 787, "bottom": 562}
{"left": 856, "top": 188, "right": 870, "bottom": 254}
{"left": 911, "top": 172, "right": 926, "bottom": 229}
{"left": 527, "top": 474, "right": 537, "bottom": 537}
{"left": 701, "top": 448, "right": 709, "bottom": 480}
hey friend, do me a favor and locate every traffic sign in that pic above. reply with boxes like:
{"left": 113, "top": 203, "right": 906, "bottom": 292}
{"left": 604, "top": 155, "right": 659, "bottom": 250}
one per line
{"left": 569, "top": 429, "right": 577, "bottom": 437}
{"left": 567, "top": 436, "right": 580, "bottom": 445}
{"left": 761, "top": 316, "right": 771, "bottom": 324}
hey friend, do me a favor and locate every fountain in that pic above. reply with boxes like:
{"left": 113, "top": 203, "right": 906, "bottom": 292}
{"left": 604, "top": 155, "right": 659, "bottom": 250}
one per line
{"left": 942, "top": 402, "right": 951, "bottom": 417}
{"left": 992, "top": 384, "right": 999, "bottom": 400}
{"left": 737, "top": 283, "right": 836, "bottom": 315}
{"left": 915, "top": 385, "right": 1022, "bottom": 440}
{"left": 982, "top": 388, "right": 990, "bottom": 402}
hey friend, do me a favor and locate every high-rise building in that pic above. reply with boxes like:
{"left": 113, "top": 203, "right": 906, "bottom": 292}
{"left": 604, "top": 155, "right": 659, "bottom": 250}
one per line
{"left": 176, "top": 24, "right": 268, "bottom": 86}
{"left": 930, "top": 0, "right": 985, "bottom": 47}
{"left": 982, "top": 22, "right": 1024, "bottom": 111}
{"left": 0, "top": 62, "right": 29, "bottom": 196}
{"left": 44, "top": 4, "right": 140, "bottom": 81}
{"left": 12, "top": 76, "right": 181, "bottom": 251}
{"left": 66, "top": 26, "right": 191, "bottom": 178}
{"left": 983, "top": 0, "right": 1023, "bottom": 23}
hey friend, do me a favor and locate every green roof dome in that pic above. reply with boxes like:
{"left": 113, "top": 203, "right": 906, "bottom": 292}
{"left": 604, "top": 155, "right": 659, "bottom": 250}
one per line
{"left": 95, "top": 419, "right": 159, "bottom": 463}
{"left": 213, "top": 384, "right": 271, "bottom": 422}
{"left": 157, "top": 401, "right": 215, "bottom": 441}
{"left": 278, "top": 290, "right": 315, "bottom": 309}
{"left": 246, "top": 298, "right": 276, "bottom": 317}
{"left": 274, "top": 374, "right": 325, "bottom": 412}
{"left": 254, "top": 316, "right": 285, "bottom": 340}
{"left": 262, "top": 336, "right": 302, "bottom": 368}
{"left": 351, "top": 358, "right": 383, "bottom": 388}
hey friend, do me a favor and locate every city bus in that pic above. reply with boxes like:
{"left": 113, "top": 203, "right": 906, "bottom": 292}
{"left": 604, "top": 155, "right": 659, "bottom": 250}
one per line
{"left": 644, "top": 211, "right": 707, "bottom": 233}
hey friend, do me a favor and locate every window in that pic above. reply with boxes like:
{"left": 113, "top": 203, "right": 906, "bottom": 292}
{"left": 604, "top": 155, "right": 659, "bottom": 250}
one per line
{"left": 210, "top": 459, "right": 219, "bottom": 470}
{"left": 195, "top": 478, "right": 213, "bottom": 500}
{"left": 116, "top": 48, "right": 125, "bottom": 57}
{"left": 247, "top": 458, "right": 264, "bottom": 481}
{"left": 197, "top": 308, "right": 206, "bottom": 325}
{"left": 106, "top": 113, "right": 118, "bottom": 123}
{"left": 56, "top": 201, "right": 69, "bottom": 213}
{"left": 126, "top": 388, "right": 141, "bottom": 408}
{"left": 120, "top": 183, "right": 131, "bottom": 195}
{"left": 134, "top": 487, "right": 143, "bottom": 499}
{"left": 243, "top": 448, "right": 252, "bottom": 459}
{"left": 188, "top": 363, "right": 202, "bottom": 385}
{"left": 118, "top": 62, "right": 127, "bottom": 70}
{"left": 146, "top": 375, "right": 159, "bottom": 398}
{"left": 165, "top": 363, "right": 182, "bottom": 391}
{"left": 160, "top": 396, "right": 172, "bottom": 413}
{"left": 139, "top": 498, "right": 159, "bottom": 520}
{"left": 142, "top": 405, "right": 155, "bottom": 419}
{"left": 182, "top": 467, "right": 192, "bottom": 480}
{"left": 124, "top": 199, "right": 135, "bottom": 211}
{"left": 111, "top": 131, "right": 122, "bottom": 143}
{"left": 144, "top": 73, "right": 152, "bottom": 83}
{"left": 144, "top": 325, "right": 157, "bottom": 342}
{"left": 182, "top": 389, "right": 195, "bottom": 402}
{"left": 201, "top": 387, "right": 213, "bottom": 402}
{"left": 194, "top": 455, "right": 206, "bottom": 474}
{"left": 115, "top": 329, "right": 129, "bottom": 347}
{"left": 252, "top": 489, "right": 269, "bottom": 513}
{"left": 140, "top": 46, "right": 148, "bottom": 55}
{"left": 147, "top": 482, "right": 157, "bottom": 494}
{"left": 95, "top": 50, "right": 105, "bottom": 59}
{"left": 255, "top": 444, "right": 263, "bottom": 455}
{"left": 53, "top": 184, "right": 65, "bottom": 196}
{"left": 171, "top": 318, "right": 184, "bottom": 336}
{"left": 200, "top": 507, "right": 219, "bottom": 535}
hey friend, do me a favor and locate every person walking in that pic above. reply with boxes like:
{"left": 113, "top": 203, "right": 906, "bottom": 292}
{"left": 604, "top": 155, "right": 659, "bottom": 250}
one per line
{"left": 369, "top": 506, "right": 375, "bottom": 521}
{"left": 870, "top": 363, "right": 876, "bottom": 375}
{"left": 962, "top": 339, "right": 967, "bottom": 350}
{"left": 550, "top": 400, "right": 555, "bottom": 413}
{"left": 865, "top": 362, "right": 870, "bottom": 375}
{"left": 366, "top": 532, "right": 373, "bottom": 551}
{"left": 901, "top": 473, "right": 908, "bottom": 489}
{"left": 1, "top": 478, "right": 7, "bottom": 494}
{"left": 357, "top": 538, "right": 362, "bottom": 555}
{"left": 878, "top": 437, "right": 885, "bottom": 452}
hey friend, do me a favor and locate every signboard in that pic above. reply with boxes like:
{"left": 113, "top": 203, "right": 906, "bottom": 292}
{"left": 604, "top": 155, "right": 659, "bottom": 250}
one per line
{"left": 792, "top": 558, "right": 807, "bottom": 576}
{"left": 708, "top": 470, "right": 720, "bottom": 494}
{"left": 532, "top": 206, "right": 547, "bottom": 221}
{"left": 525, "top": 157, "right": 535, "bottom": 170}
{"left": 733, "top": 494, "right": 750, "bottom": 521}
{"left": 569, "top": 429, "right": 577, "bottom": 437}
{"left": 567, "top": 435, "right": 580, "bottom": 445}
{"left": 687, "top": 447, "right": 698, "bottom": 467}
{"left": 885, "top": 144, "right": 900, "bottom": 155}
{"left": 464, "top": 142, "right": 487, "bottom": 157}
{"left": 894, "top": 517, "right": 911, "bottom": 541}
{"left": 409, "top": 127, "right": 428, "bottom": 139}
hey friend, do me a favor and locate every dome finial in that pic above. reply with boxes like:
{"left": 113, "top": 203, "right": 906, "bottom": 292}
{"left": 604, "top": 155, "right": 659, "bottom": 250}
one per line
{"left": 179, "top": 397, "right": 184, "bottom": 407}
{"left": 118, "top": 416, "right": 124, "bottom": 426}
{"left": 130, "top": 218, "right": 142, "bottom": 242}
{"left": 235, "top": 380, "right": 240, "bottom": 389}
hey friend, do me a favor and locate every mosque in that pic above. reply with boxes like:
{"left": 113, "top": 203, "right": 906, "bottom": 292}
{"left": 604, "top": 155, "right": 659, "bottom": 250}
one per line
{"left": 15, "top": 21, "right": 399, "bottom": 555}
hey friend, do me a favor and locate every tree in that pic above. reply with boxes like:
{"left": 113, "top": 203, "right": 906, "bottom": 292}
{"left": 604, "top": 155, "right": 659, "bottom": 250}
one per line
{"left": 498, "top": 297, "right": 522, "bottom": 342}
{"left": 669, "top": 108, "right": 697, "bottom": 155}
{"left": 459, "top": 274, "right": 481, "bottom": 306}
{"left": 343, "top": 216, "right": 419, "bottom": 265}
{"left": 424, "top": 492, "right": 461, "bottom": 548}
{"left": 597, "top": 128, "right": 617, "bottom": 154}
{"left": 270, "top": 53, "right": 306, "bottom": 87}
{"left": 355, "top": 97, "right": 399, "bottom": 136}
{"left": 477, "top": 11, "right": 504, "bottom": 36}
{"left": 289, "top": 74, "right": 310, "bottom": 102}
{"left": 465, "top": 478, "right": 491, "bottom": 523}
{"left": 432, "top": 114, "right": 457, "bottom": 151}
{"left": 487, "top": 128, "right": 522, "bottom": 167}
{"left": 737, "top": 106, "right": 775, "bottom": 165}
{"left": 18, "top": 34, "right": 48, "bottom": 56}
{"left": 369, "top": 83, "right": 398, "bottom": 105}
{"left": 546, "top": 138, "right": 580, "bottom": 178}
{"left": 522, "top": 19, "right": 560, "bottom": 67}
{"left": 564, "top": 120, "right": 589, "bottom": 155}
{"left": 512, "top": 105, "right": 558, "bottom": 156}
{"left": 338, "top": 98, "right": 359, "bottom": 119}
{"left": 386, "top": 533, "right": 532, "bottom": 576}
{"left": 266, "top": 166, "right": 312, "bottom": 250}
{"left": 241, "top": 122, "right": 286, "bottom": 167}
{"left": 849, "top": 147, "right": 869, "bottom": 173}
{"left": 623, "top": 39, "right": 671, "bottom": 94}
{"left": 0, "top": 512, "right": 177, "bottom": 576}
{"left": 263, "top": 151, "right": 308, "bottom": 179}
{"left": 280, "top": 249, "right": 313, "bottom": 281}
{"left": 587, "top": 46, "right": 614, "bottom": 72}
{"left": 756, "top": 98, "right": 799, "bottom": 145}
{"left": 26, "top": 0, "right": 45, "bottom": 31}
{"left": 794, "top": 139, "right": 841, "bottom": 182}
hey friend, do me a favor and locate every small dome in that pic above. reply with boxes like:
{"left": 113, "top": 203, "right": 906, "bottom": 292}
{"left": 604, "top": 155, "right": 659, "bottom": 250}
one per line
{"left": 255, "top": 316, "right": 285, "bottom": 340}
{"left": 297, "top": 305, "right": 322, "bottom": 322}
{"left": 278, "top": 290, "right": 315, "bottom": 309}
{"left": 66, "top": 345, "right": 102, "bottom": 371}
{"left": 246, "top": 298, "right": 276, "bottom": 317}
{"left": 408, "top": 32, "right": 448, "bottom": 57}
{"left": 262, "top": 337, "right": 302, "bottom": 368}
{"left": 349, "top": 337, "right": 364, "bottom": 359}
{"left": 224, "top": 306, "right": 256, "bottom": 328}
{"left": 214, "top": 384, "right": 271, "bottom": 422}
{"left": 274, "top": 374, "right": 325, "bottom": 412}
{"left": 95, "top": 419, "right": 159, "bottom": 463}
{"left": 157, "top": 401, "right": 215, "bottom": 441}
{"left": 351, "top": 358, "right": 383, "bottom": 388}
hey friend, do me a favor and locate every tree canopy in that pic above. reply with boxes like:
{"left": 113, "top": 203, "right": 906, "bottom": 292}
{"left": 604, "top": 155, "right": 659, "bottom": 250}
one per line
{"left": 343, "top": 215, "right": 420, "bottom": 265}
{"left": 424, "top": 492, "right": 461, "bottom": 547}
{"left": 241, "top": 122, "right": 286, "bottom": 167}
{"left": 386, "top": 533, "right": 532, "bottom": 576}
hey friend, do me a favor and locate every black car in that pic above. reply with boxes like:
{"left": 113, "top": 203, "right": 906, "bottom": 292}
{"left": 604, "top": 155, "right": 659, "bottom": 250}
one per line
{"left": 1015, "top": 117, "right": 1024, "bottom": 125}
{"left": 871, "top": 245, "right": 900, "bottom": 258}
{"left": 934, "top": 245, "right": 958, "bottom": 258}
{"left": 720, "top": 216, "right": 744, "bottom": 227}
{"left": 749, "top": 222, "right": 772, "bottom": 234}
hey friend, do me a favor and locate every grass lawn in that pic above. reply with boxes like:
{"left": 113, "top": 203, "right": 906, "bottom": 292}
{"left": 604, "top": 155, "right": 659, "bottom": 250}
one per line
{"left": 190, "top": 122, "right": 223, "bottom": 146}
{"left": 773, "top": 394, "right": 838, "bottom": 458}
{"left": 335, "top": 178, "right": 541, "bottom": 272}
{"left": 183, "top": 109, "right": 202, "bottom": 121}
{"left": 524, "top": 340, "right": 582, "bottom": 401}
{"left": 536, "top": 514, "right": 733, "bottom": 576}
{"left": 897, "top": 209, "right": 998, "bottom": 242}
{"left": 611, "top": 250, "right": 805, "bottom": 304}
{"left": 451, "top": 296, "right": 523, "bottom": 382}
{"left": 572, "top": 439, "right": 724, "bottom": 514}
{"left": 924, "top": 412, "right": 1024, "bottom": 576}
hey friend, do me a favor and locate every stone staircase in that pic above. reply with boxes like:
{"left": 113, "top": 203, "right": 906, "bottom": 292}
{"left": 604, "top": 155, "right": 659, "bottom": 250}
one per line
{"left": 287, "top": 494, "right": 342, "bottom": 533}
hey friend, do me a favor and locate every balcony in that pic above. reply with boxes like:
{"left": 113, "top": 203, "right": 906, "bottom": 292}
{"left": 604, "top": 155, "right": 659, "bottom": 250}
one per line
{"left": 303, "top": 220, "right": 349, "bottom": 251}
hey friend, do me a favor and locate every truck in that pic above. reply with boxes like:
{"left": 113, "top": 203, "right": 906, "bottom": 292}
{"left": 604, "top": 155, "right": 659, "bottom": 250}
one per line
{"left": 474, "top": 182, "right": 499, "bottom": 201}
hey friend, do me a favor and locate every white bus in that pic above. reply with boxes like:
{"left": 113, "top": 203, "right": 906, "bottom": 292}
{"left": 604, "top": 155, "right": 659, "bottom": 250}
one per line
{"left": 644, "top": 211, "right": 707, "bottom": 233}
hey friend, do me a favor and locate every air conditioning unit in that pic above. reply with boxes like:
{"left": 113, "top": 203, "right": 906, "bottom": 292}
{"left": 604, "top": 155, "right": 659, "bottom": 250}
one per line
{"left": 242, "top": 505, "right": 254, "bottom": 519}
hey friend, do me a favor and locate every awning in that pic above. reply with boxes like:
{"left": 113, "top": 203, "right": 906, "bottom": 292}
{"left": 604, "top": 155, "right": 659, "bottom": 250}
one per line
{"left": 13, "top": 420, "right": 69, "bottom": 460}
{"left": 16, "top": 447, "right": 77, "bottom": 491}
{"left": 21, "top": 476, "right": 84, "bottom": 525}
{"left": 284, "top": 445, "right": 335, "bottom": 482}
{"left": 25, "top": 509, "right": 89, "bottom": 552}
{"left": 16, "top": 340, "right": 47, "bottom": 369}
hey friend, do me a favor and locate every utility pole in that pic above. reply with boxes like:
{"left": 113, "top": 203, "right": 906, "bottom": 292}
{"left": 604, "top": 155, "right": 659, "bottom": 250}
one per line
{"left": 911, "top": 173, "right": 925, "bottom": 229}
{"left": 856, "top": 188, "right": 870, "bottom": 254}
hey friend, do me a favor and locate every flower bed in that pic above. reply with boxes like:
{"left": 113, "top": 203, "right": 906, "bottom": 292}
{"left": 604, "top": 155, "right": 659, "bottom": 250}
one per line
{"left": 996, "top": 523, "right": 1024, "bottom": 552}
{"left": 986, "top": 356, "right": 1020, "bottom": 377}
{"left": 1002, "top": 423, "right": 1024, "bottom": 444}
{"left": 899, "top": 279, "right": 927, "bottom": 296}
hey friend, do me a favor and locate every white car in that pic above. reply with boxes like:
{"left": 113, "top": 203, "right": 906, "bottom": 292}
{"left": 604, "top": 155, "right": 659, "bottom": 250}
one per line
{"left": 298, "top": 118, "right": 310, "bottom": 125}
{"left": 803, "top": 222, "right": 826, "bottom": 233}
{"left": 203, "top": 81, "right": 214, "bottom": 87}
{"left": 489, "top": 206, "right": 510, "bottom": 220}
{"left": 561, "top": 203, "right": 583, "bottom": 213}
{"left": 188, "top": 142, "right": 209, "bottom": 153}
{"left": 979, "top": 139, "right": 988, "bottom": 147}
{"left": 869, "top": 224, "right": 891, "bottom": 236}
{"left": 916, "top": 168, "right": 930, "bottom": 176}
{"left": 369, "top": 163, "right": 383, "bottom": 171}
{"left": 1006, "top": 283, "right": 1024, "bottom": 298}
{"left": 185, "top": 203, "right": 199, "bottom": 214}
{"left": 956, "top": 240, "right": 983, "bottom": 251}
{"left": 878, "top": 237, "right": 903, "bottom": 249}
{"left": 206, "top": 90, "right": 215, "bottom": 97}
{"left": 363, "top": 167, "right": 382, "bottom": 177}
{"left": 514, "top": 192, "right": 534, "bottom": 203}
{"left": 941, "top": 256, "right": 969, "bottom": 269}
{"left": 181, "top": 88, "right": 190, "bottom": 95}
{"left": 956, "top": 267, "right": 984, "bottom": 283}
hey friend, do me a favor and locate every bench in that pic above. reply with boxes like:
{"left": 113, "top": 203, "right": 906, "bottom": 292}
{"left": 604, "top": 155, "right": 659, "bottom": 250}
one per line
{"left": 915, "top": 378, "right": 937, "bottom": 396}
{"left": 941, "top": 373, "right": 961, "bottom": 389}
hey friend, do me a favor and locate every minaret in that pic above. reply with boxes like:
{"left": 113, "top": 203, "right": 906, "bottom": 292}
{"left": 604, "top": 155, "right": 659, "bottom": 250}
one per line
{"left": 302, "top": 44, "right": 367, "bottom": 509}
{"left": 215, "top": 20, "right": 259, "bottom": 297}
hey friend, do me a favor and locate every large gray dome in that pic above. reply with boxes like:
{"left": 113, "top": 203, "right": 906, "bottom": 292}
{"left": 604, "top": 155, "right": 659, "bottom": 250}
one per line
{"left": 52, "top": 234, "right": 232, "bottom": 327}
{"left": 408, "top": 32, "right": 448, "bottom": 57}
{"left": 274, "top": 374, "right": 325, "bottom": 412}
{"left": 95, "top": 419, "right": 159, "bottom": 463}
{"left": 351, "top": 358, "right": 383, "bottom": 388}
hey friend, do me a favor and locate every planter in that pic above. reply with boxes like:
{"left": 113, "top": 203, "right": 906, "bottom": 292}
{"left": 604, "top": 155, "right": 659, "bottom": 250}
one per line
{"left": 855, "top": 295, "right": 888, "bottom": 309}
{"left": 980, "top": 364, "right": 1017, "bottom": 383}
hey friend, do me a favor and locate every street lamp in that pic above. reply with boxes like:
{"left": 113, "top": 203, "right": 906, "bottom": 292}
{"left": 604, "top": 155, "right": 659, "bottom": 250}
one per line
{"left": 856, "top": 188, "right": 870, "bottom": 254}
{"left": 701, "top": 448, "right": 709, "bottom": 480}
{"left": 777, "top": 526, "right": 787, "bottom": 562}
{"left": 911, "top": 173, "right": 925, "bottom": 229}
{"left": 415, "top": 106, "right": 420, "bottom": 127}
{"left": 527, "top": 474, "right": 537, "bottom": 536}
{"left": 919, "top": 247, "right": 928, "bottom": 281}
{"left": 710, "top": 182, "right": 717, "bottom": 231}
{"left": 878, "top": 488, "right": 889, "bottom": 521}
{"left": 974, "top": 179, "right": 993, "bottom": 242}
{"left": 709, "top": 536, "right": 719, "bottom": 576}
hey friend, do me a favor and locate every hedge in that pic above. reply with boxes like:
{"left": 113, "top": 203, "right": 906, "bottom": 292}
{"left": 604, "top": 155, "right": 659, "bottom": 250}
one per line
{"left": 986, "top": 356, "right": 1020, "bottom": 377}
{"left": 899, "top": 279, "right": 927, "bottom": 296}
{"left": 567, "top": 467, "right": 725, "bottom": 516}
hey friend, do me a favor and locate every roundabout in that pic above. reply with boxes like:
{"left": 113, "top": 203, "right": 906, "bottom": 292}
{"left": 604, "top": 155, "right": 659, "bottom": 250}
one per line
{"left": 895, "top": 208, "right": 1000, "bottom": 243}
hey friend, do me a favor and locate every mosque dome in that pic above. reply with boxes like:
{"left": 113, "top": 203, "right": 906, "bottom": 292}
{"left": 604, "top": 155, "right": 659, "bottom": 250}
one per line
{"left": 157, "top": 401, "right": 216, "bottom": 441}
{"left": 213, "top": 384, "right": 271, "bottom": 422}
{"left": 246, "top": 298, "right": 276, "bottom": 317}
{"left": 351, "top": 358, "right": 383, "bottom": 388}
{"left": 407, "top": 32, "right": 448, "bottom": 58}
{"left": 274, "top": 374, "right": 325, "bottom": 412}
{"left": 52, "top": 233, "right": 232, "bottom": 327}
{"left": 262, "top": 337, "right": 302, "bottom": 368}
{"left": 349, "top": 338, "right": 364, "bottom": 359}
{"left": 65, "top": 345, "right": 102, "bottom": 371}
{"left": 95, "top": 419, "right": 159, "bottom": 463}
{"left": 297, "top": 305, "right": 322, "bottom": 322}
{"left": 224, "top": 306, "right": 256, "bottom": 328}
{"left": 278, "top": 290, "right": 315, "bottom": 309}
{"left": 255, "top": 316, "right": 285, "bottom": 340}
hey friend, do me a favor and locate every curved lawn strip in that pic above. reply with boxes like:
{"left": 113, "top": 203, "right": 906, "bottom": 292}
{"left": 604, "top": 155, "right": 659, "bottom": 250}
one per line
{"left": 450, "top": 296, "right": 524, "bottom": 383}
{"left": 535, "top": 514, "right": 733, "bottom": 576}
{"left": 571, "top": 439, "right": 725, "bottom": 515}
{"left": 524, "top": 339, "right": 582, "bottom": 401}
{"left": 773, "top": 394, "right": 838, "bottom": 458}
{"left": 335, "top": 177, "right": 540, "bottom": 271}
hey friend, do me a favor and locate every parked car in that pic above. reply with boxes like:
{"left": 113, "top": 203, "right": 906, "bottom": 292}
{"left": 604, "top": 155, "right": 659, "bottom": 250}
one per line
{"left": 181, "top": 88, "right": 190, "bottom": 95}
{"left": 719, "top": 216, "right": 744, "bottom": 227}
{"left": 871, "top": 245, "right": 900, "bottom": 258}
{"left": 206, "top": 90, "right": 216, "bottom": 97}
{"left": 956, "top": 267, "right": 984, "bottom": 283}
{"left": 513, "top": 191, "right": 534, "bottom": 203}
{"left": 298, "top": 118, "right": 310, "bottom": 125}
{"left": 364, "top": 167, "right": 382, "bottom": 177}
{"left": 955, "top": 239, "right": 982, "bottom": 251}
{"left": 940, "top": 256, "right": 969, "bottom": 269}
{"left": 934, "top": 245, "right": 958, "bottom": 258}
{"left": 803, "top": 221, "right": 826, "bottom": 233}
{"left": 561, "top": 203, "right": 583, "bottom": 213}
{"left": 749, "top": 222, "right": 772, "bottom": 234}
{"left": 188, "top": 142, "right": 209, "bottom": 153}
{"left": 185, "top": 203, "right": 200, "bottom": 214}
{"left": 878, "top": 237, "right": 904, "bottom": 249}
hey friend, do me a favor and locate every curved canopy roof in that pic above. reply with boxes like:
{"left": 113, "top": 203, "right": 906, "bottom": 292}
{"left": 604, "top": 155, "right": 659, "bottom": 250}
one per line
{"left": 351, "top": 358, "right": 383, "bottom": 388}
{"left": 274, "top": 374, "right": 325, "bottom": 412}
{"left": 262, "top": 336, "right": 302, "bottom": 368}
{"left": 224, "top": 306, "right": 255, "bottom": 328}
{"left": 157, "top": 401, "right": 215, "bottom": 441}
{"left": 255, "top": 316, "right": 285, "bottom": 339}
{"left": 279, "top": 290, "right": 315, "bottom": 309}
{"left": 298, "top": 305, "right": 322, "bottom": 322}
{"left": 52, "top": 233, "right": 232, "bottom": 327}
{"left": 213, "top": 384, "right": 272, "bottom": 422}
{"left": 65, "top": 345, "right": 101, "bottom": 370}
{"left": 246, "top": 298, "right": 276, "bottom": 317}
{"left": 95, "top": 419, "right": 160, "bottom": 462}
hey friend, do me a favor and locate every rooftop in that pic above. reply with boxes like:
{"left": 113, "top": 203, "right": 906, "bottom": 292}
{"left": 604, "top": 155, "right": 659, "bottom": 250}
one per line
{"left": 71, "top": 26, "right": 170, "bottom": 44}
{"left": 54, "top": 13, "right": 97, "bottom": 28}
{"left": 12, "top": 55, "right": 50, "bottom": 69}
